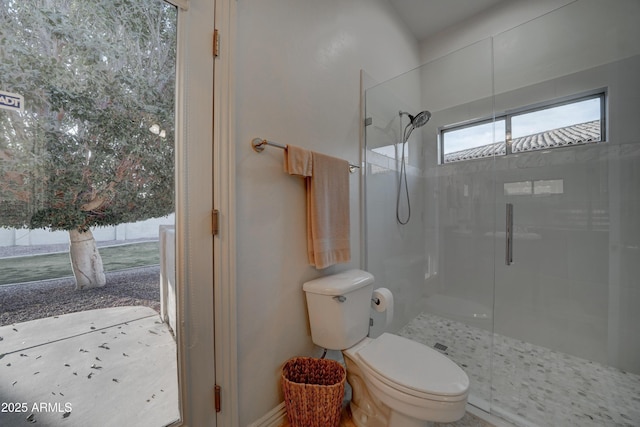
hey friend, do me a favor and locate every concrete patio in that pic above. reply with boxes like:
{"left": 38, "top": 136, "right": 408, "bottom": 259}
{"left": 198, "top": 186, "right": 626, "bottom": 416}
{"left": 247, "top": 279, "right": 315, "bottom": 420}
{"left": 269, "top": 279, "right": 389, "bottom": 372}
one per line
{"left": 0, "top": 306, "right": 179, "bottom": 427}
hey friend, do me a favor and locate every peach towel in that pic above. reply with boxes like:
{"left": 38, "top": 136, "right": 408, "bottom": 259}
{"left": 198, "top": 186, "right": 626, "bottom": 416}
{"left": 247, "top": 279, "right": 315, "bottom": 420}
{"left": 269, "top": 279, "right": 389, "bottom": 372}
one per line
{"left": 284, "top": 145, "right": 351, "bottom": 269}
{"left": 283, "top": 144, "right": 313, "bottom": 176}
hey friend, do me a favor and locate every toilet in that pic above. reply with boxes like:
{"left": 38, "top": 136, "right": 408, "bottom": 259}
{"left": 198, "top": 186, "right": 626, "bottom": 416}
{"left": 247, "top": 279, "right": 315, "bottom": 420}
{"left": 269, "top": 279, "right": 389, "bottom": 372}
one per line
{"left": 303, "top": 269, "right": 469, "bottom": 427}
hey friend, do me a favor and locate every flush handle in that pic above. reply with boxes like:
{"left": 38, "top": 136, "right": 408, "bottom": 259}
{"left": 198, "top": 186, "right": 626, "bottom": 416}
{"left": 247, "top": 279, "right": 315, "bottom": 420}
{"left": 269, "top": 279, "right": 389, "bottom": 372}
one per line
{"left": 333, "top": 295, "right": 346, "bottom": 303}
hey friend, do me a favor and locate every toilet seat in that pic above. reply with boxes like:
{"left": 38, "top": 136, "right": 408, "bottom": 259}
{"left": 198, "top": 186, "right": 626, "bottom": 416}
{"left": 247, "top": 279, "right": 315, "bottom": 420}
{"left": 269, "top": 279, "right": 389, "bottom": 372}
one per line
{"left": 356, "top": 333, "right": 469, "bottom": 402}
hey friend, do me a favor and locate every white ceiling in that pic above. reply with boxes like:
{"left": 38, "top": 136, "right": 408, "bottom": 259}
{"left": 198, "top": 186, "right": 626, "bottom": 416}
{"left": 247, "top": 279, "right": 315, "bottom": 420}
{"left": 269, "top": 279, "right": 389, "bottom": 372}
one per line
{"left": 389, "top": 0, "right": 506, "bottom": 41}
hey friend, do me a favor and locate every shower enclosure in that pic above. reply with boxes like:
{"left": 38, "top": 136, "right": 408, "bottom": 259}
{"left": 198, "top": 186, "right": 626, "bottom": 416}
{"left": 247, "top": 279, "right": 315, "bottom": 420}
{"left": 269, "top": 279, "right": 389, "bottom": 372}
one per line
{"left": 364, "top": 2, "right": 640, "bottom": 426}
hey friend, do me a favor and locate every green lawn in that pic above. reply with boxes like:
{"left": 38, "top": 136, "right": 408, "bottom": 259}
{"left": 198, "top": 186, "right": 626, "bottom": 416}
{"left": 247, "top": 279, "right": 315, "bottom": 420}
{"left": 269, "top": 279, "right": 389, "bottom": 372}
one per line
{"left": 0, "top": 241, "right": 160, "bottom": 286}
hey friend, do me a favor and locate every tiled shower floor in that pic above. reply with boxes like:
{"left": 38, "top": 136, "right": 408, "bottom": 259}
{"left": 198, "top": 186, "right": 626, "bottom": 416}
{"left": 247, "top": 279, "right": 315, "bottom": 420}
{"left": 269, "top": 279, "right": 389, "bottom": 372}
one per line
{"left": 398, "top": 312, "right": 640, "bottom": 427}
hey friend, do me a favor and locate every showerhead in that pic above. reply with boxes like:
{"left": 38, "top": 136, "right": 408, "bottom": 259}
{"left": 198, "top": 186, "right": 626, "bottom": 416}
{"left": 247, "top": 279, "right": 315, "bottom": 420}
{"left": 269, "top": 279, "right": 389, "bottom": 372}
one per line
{"left": 411, "top": 110, "right": 431, "bottom": 128}
{"left": 400, "top": 110, "right": 432, "bottom": 128}
{"left": 396, "top": 110, "right": 431, "bottom": 225}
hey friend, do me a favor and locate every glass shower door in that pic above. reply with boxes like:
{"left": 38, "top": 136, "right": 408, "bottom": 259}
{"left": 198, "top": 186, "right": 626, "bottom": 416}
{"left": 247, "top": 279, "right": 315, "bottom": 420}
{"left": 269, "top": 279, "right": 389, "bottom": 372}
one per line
{"left": 434, "top": 154, "right": 497, "bottom": 413}
{"left": 363, "top": 38, "right": 499, "bottom": 412}
{"left": 490, "top": 139, "right": 640, "bottom": 427}
{"left": 490, "top": 1, "right": 640, "bottom": 425}
{"left": 420, "top": 38, "right": 498, "bottom": 412}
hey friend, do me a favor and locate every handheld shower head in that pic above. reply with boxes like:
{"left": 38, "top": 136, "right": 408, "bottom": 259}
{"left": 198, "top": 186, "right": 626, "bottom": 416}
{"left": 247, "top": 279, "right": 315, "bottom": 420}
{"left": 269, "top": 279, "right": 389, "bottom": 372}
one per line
{"left": 400, "top": 110, "right": 431, "bottom": 128}
{"left": 399, "top": 110, "right": 431, "bottom": 142}
{"left": 411, "top": 110, "right": 431, "bottom": 128}
{"left": 396, "top": 110, "right": 432, "bottom": 225}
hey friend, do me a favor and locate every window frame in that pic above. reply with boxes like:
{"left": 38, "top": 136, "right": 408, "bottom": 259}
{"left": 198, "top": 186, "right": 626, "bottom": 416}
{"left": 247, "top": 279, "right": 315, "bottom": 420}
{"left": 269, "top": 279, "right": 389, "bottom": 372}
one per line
{"left": 438, "top": 89, "right": 607, "bottom": 165}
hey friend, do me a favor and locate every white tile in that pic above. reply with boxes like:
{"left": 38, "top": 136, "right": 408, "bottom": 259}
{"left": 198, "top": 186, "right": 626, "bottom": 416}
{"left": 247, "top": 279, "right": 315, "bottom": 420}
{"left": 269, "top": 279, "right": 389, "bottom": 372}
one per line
{"left": 398, "top": 312, "right": 640, "bottom": 427}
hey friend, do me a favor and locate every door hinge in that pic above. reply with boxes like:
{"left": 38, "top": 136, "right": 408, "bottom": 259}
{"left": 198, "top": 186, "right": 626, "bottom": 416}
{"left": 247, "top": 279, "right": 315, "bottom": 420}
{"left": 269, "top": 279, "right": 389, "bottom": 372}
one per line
{"left": 213, "top": 29, "right": 220, "bottom": 57}
{"left": 212, "top": 209, "right": 220, "bottom": 235}
{"left": 214, "top": 384, "right": 221, "bottom": 412}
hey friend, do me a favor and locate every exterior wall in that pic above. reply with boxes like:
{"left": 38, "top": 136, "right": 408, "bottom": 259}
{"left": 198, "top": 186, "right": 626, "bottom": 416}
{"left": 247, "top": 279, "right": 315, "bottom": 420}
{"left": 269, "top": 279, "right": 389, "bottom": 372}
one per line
{"left": 234, "top": 1, "right": 420, "bottom": 424}
{"left": 0, "top": 214, "right": 174, "bottom": 247}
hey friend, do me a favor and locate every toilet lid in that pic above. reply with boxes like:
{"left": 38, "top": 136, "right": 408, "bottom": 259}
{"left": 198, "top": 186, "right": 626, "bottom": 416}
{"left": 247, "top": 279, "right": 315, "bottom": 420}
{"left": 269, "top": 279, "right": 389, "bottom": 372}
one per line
{"left": 357, "top": 333, "right": 469, "bottom": 399}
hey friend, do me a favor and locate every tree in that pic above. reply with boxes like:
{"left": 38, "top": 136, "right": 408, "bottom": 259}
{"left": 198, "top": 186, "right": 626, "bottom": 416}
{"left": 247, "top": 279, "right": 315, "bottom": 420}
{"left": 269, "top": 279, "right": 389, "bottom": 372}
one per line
{"left": 0, "top": 0, "right": 177, "bottom": 289}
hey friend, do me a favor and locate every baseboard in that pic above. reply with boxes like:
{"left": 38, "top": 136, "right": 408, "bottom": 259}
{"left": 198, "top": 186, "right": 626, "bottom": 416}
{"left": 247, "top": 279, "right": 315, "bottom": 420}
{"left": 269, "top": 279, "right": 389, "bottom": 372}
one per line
{"left": 247, "top": 402, "right": 287, "bottom": 427}
{"left": 247, "top": 400, "right": 517, "bottom": 427}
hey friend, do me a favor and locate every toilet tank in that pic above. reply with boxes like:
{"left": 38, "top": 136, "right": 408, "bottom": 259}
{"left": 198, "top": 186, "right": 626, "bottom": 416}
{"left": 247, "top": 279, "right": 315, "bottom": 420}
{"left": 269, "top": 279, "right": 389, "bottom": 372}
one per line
{"left": 303, "top": 269, "right": 374, "bottom": 350}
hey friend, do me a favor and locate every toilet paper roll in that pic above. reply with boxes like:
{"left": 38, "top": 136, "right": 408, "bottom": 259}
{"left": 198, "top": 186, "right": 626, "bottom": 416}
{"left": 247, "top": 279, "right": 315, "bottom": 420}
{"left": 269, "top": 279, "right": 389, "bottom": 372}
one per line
{"left": 372, "top": 288, "right": 394, "bottom": 327}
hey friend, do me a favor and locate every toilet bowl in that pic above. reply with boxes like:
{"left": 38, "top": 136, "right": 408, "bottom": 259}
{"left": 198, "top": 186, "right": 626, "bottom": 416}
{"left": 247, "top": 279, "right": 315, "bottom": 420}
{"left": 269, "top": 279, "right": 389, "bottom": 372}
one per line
{"left": 344, "top": 334, "right": 468, "bottom": 427}
{"left": 303, "top": 270, "right": 470, "bottom": 427}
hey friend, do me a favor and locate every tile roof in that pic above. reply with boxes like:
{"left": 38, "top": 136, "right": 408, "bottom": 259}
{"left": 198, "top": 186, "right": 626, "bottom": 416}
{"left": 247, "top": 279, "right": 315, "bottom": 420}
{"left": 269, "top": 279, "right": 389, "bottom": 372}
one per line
{"left": 444, "top": 120, "right": 601, "bottom": 163}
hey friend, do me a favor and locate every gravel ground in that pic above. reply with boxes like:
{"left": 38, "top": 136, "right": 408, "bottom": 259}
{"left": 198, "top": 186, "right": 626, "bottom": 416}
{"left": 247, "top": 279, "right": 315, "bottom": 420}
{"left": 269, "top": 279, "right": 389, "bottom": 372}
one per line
{"left": 0, "top": 266, "right": 161, "bottom": 326}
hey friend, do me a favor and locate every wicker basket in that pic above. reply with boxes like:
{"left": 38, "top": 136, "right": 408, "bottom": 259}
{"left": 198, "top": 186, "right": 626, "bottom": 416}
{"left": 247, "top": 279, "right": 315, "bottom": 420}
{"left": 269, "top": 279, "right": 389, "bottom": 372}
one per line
{"left": 281, "top": 357, "right": 346, "bottom": 427}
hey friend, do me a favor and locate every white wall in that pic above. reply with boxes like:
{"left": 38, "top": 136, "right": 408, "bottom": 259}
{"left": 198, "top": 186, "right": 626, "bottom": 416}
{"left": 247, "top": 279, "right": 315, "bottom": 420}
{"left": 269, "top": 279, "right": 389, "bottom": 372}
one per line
{"left": 234, "top": 1, "right": 420, "bottom": 424}
{"left": 419, "top": 0, "right": 574, "bottom": 64}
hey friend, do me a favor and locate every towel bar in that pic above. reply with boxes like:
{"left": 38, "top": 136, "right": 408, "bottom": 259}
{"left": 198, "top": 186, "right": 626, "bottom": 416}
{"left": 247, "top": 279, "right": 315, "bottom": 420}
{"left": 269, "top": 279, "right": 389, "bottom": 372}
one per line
{"left": 251, "top": 138, "right": 360, "bottom": 173}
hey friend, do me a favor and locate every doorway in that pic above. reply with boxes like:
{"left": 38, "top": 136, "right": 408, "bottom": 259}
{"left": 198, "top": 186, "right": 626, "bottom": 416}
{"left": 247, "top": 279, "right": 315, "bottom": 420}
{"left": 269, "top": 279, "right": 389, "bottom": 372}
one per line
{"left": 0, "top": 0, "right": 218, "bottom": 425}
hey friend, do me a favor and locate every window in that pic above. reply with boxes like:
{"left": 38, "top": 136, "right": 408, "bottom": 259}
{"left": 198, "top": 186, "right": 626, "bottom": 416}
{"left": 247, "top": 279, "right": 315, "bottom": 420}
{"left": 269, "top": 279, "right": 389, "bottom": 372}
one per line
{"left": 440, "top": 92, "right": 605, "bottom": 164}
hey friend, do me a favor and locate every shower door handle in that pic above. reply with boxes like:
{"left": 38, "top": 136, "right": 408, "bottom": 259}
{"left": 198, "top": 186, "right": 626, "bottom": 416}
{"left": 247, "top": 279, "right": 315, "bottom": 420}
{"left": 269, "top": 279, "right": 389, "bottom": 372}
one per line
{"left": 505, "top": 203, "right": 513, "bottom": 265}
